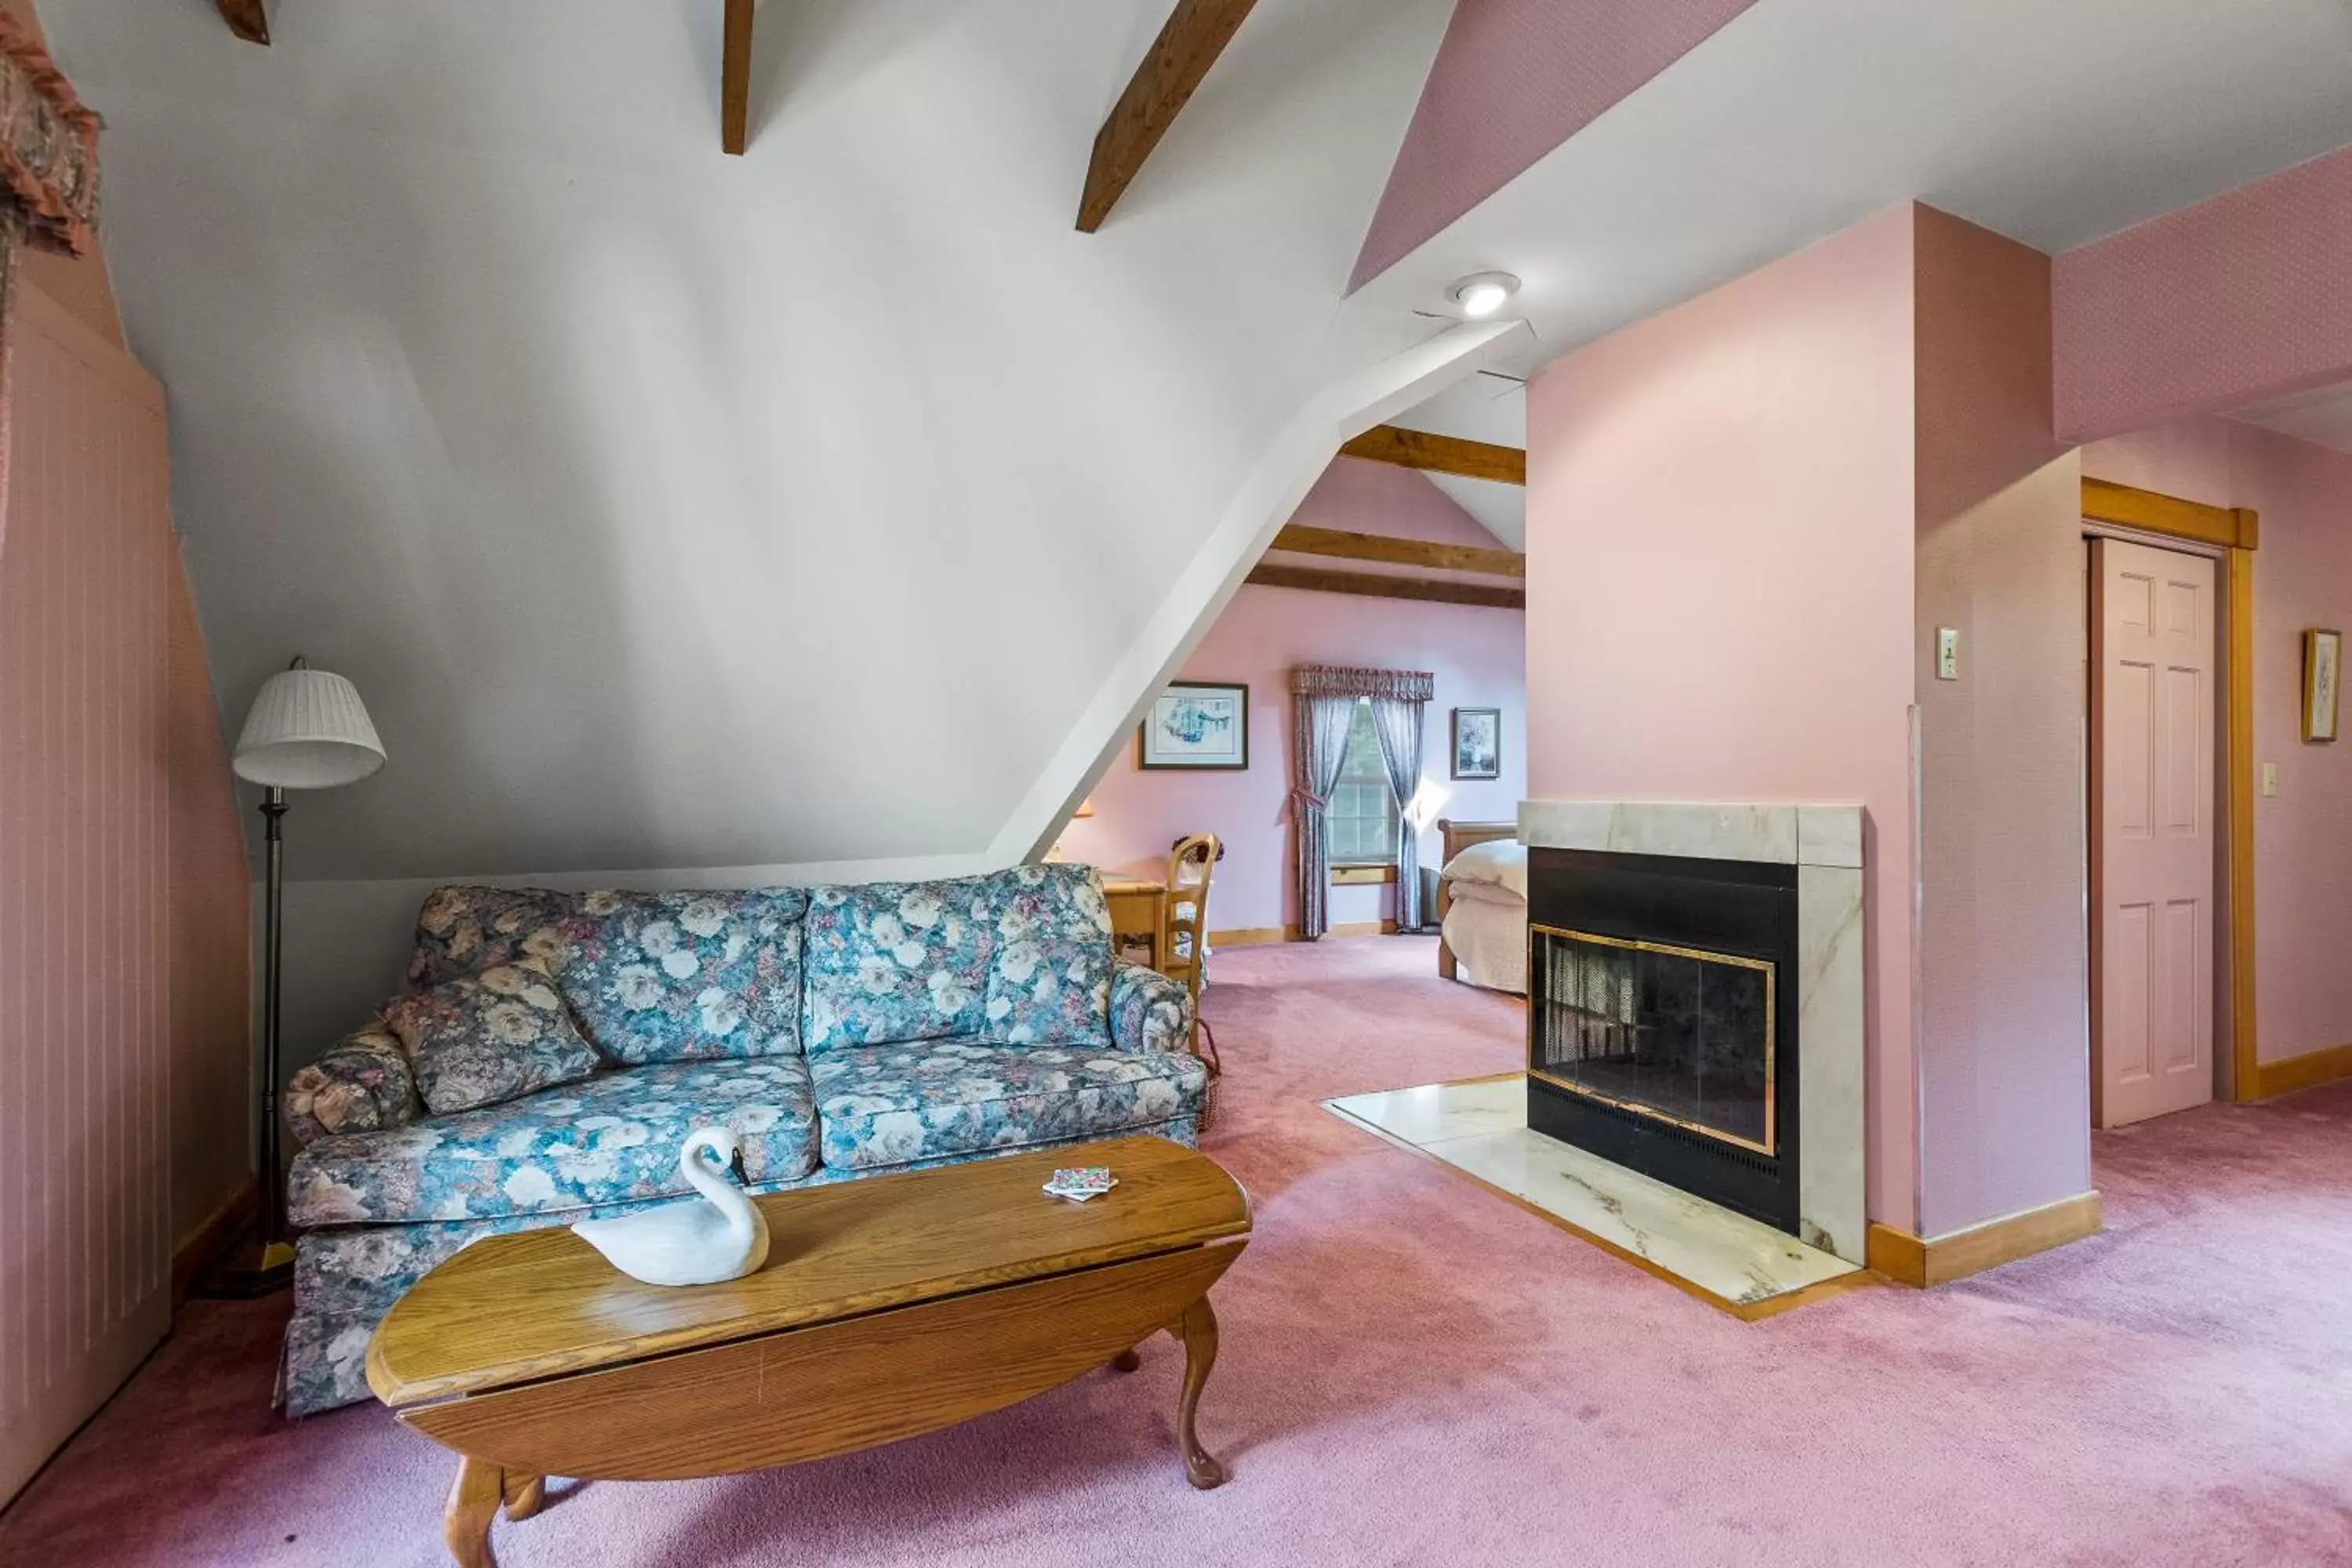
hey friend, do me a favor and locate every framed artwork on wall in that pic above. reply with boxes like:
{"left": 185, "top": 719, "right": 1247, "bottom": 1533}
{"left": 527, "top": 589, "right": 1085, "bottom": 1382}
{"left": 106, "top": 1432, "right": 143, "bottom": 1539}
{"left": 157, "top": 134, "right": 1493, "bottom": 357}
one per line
{"left": 1450, "top": 707, "right": 1501, "bottom": 780}
{"left": 1139, "top": 682, "right": 1250, "bottom": 770}
{"left": 2304, "top": 628, "right": 2340, "bottom": 742}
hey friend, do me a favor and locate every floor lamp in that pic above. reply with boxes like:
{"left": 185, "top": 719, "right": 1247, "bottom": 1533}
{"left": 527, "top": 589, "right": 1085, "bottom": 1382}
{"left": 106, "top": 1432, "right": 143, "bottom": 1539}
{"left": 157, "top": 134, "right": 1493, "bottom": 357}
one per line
{"left": 210, "top": 657, "right": 385, "bottom": 1297}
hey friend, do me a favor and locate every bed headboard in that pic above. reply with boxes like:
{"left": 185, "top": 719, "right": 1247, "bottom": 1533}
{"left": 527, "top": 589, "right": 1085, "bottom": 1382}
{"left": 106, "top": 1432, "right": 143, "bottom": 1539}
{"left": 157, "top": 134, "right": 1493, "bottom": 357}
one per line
{"left": 1437, "top": 818, "right": 1518, "bottom": 868}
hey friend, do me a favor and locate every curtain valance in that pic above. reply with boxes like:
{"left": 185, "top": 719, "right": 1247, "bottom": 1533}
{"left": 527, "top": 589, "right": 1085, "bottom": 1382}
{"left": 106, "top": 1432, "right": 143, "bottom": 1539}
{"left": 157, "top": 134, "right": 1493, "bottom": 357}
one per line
{"left": 1288, "top": 664, "right": 1434, "bottom": 704}
{"left": 0, "top": 16, "right": 100, "bottom": 259}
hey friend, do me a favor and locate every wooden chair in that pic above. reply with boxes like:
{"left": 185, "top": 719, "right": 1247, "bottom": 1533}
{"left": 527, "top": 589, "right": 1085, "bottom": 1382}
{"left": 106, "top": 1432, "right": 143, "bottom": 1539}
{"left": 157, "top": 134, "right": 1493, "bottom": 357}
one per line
{"left": 1160, "top": 833, "right": 1221, "bottom": 1077}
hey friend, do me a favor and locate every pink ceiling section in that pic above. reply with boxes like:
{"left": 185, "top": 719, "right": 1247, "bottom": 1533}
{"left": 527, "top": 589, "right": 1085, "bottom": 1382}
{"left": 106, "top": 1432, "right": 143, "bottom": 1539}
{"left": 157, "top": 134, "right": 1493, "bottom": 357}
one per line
{"left": 2054, "top": 143, "right": 2352, "bottom": 443}
{"left": 1348, "top": 0, "right": 1757, "bottom": 292}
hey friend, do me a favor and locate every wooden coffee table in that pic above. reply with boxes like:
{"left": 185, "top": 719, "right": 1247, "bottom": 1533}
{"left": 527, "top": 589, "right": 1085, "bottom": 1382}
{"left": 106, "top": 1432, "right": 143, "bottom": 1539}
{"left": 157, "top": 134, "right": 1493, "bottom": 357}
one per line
{"left": 367, "top": 1136, "right": 1251, "bottom": 1567}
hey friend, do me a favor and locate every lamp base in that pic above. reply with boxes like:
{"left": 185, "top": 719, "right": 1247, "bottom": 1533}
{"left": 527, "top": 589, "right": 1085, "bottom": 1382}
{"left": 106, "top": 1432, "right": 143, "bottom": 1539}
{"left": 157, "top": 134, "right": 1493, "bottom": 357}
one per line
{"left": 201, "top": 1232, "right": 296, "bottom": 1299}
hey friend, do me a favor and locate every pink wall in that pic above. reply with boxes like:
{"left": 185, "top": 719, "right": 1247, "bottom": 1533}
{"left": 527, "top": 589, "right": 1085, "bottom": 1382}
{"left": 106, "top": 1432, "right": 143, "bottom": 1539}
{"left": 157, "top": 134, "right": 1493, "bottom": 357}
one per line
{"left": 1911, "top": 209, "right": 2091, "bottom": 1238}
{"left": 1523, "top": 205, "right": 1919, "bottom": 1225}
{"left": 2084, "top": 416, "right": 2352, "bottom": 1066}
{"left": 1060, "top": 459, "right": 1526, "bottom": 935}
{"left": 2055, "top": 143, "right": 2352, "bottom": 443}
{"left": 1348, "top": 0, "right": 1756, "bottom": 290}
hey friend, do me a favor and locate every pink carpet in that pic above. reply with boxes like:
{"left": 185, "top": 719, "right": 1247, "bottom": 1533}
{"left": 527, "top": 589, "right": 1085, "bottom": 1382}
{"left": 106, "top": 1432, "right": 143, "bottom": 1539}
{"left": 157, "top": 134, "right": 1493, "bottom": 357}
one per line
{"left": 6, "top": 935, "right": 2352, "bottom": 1566}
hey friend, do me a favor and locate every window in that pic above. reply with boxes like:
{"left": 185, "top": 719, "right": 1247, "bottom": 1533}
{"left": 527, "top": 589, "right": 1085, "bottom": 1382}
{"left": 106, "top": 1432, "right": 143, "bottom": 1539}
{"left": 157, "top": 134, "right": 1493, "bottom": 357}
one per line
{"left": 1327, "top": 699, "right": 1399, "bottom": 866}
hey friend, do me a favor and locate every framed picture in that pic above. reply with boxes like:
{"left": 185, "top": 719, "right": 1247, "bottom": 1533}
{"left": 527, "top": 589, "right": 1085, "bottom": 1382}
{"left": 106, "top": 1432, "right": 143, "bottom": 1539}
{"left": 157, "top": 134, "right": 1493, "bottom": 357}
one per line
{"left": 1450, "top": 706, "right": 1501, "bottom": 780}
{"left": 1139, "top": 682, "right": 1250, "bottom": 770}
{"left": 2304, "top": 628, "right": 2341, "bottom": 743}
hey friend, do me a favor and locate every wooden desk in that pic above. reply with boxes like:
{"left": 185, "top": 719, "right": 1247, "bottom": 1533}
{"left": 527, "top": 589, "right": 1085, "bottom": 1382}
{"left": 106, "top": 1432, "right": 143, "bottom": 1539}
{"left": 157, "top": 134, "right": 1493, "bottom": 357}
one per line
{"left": 369, "top": 1138, "right": 1251, "bottom": 1566}
{"left": 1102, "top": 877, "right": 1167, "bottom": 969}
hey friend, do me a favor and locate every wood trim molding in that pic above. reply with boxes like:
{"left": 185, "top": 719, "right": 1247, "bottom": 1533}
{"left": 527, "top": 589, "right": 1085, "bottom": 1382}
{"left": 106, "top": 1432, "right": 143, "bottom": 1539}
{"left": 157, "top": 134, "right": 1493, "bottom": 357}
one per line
{"left": 720, "top": 0, "right": 755, "bottom": 155}
{"left": 171, "top": 1178, "right": 258, "bottom": 1308}
{"left": 1330, "top": 863, "right": 1396, "bottom": 886}
{"left": 2254, "top": 1041, "right": 2352, "bottom": 1099}
{"left": 1246, "top": 563, "right": 1525, "bottom": 610}
{"left": 1205, "top": 926, "right": 1286, "bottom": 949}
{"left": 2080, "top": 477, "right": 2257, "bottom": 550}
{"left": 217, "top": 0, "right": 270, "bottom": 45}
{"left": 1271, "top": 524, "right": 1523, "bottom": 578}
{"left": 1338, "top": 425, "right": 1526, "bottom": 485}
{"left": 2227, "top": 545, "right": 2259, "bottom": 1099}
{"left": 1076, "top": 0, "right": 1258, "bottom": 231}
{"left": 1283, "top": 919, "right": 1398, "bottom": 941}
{"left": 1866, "top": 1192, "right": 2101, "bottom": 1287}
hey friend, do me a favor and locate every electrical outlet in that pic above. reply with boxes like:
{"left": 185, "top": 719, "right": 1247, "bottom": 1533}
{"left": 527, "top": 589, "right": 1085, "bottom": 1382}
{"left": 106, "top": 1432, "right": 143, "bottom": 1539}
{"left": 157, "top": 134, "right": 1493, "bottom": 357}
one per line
{"left": 2262, "top": 762, "right": 2278, "bottom": 797}
{"left": 1935, "top": 627, "right": 1959, "bottom": 681}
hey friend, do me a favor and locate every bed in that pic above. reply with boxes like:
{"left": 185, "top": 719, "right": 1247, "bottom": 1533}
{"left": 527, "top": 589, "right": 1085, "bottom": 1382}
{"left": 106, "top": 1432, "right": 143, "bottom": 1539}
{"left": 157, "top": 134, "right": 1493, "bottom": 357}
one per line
{"left": 1435, "top": 818, "right": 1526, "bottom": 995}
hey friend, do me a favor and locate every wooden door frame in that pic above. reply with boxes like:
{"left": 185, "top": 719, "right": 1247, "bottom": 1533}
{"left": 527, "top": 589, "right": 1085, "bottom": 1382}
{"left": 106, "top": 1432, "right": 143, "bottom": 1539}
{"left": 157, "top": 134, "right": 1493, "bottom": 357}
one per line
{"left": 2081, "top": 477, "right": 2259, "bottom": 1103}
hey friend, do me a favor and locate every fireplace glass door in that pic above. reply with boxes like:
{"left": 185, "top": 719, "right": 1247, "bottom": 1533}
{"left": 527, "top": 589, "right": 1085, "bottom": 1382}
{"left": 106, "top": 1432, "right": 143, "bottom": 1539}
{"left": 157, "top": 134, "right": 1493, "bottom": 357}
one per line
{"left": 1530, "top": 926, "right": 1775, "bottom": 1155}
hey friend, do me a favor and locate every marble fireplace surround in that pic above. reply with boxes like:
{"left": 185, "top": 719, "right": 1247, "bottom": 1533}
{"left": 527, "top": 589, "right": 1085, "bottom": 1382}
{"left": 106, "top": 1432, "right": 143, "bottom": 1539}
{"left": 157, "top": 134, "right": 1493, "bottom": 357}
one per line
{"left": 1518, "top": 800, "right": 1867, "bottom": 1265}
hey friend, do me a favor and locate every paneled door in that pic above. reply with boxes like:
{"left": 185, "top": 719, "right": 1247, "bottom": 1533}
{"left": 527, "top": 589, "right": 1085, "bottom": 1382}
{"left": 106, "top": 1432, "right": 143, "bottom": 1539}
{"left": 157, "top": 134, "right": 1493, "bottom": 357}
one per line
{"left": 2091, "top": 537, "right": 2216, "bottom": 1127}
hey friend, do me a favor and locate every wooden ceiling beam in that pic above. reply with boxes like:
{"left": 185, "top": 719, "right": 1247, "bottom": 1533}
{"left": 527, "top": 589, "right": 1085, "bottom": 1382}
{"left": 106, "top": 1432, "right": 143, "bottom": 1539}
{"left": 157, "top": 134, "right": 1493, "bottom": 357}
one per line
{"left": 1245, "top": 563, "right": 1525, "bottom": 611}
{"left": 720, "top": 0, "right": 754, "bottom": 155}
{"left": 1338, "top": 425, "right": 1527, "bottom": 486}
{"left": 218, "top": 0, "right": 270, "bottom": 45}
{"left": 1271, "top": 524, "right": 1523, "bottom": 577}
{"left": 1076, "top": 0, "right": 1258, "bottom": 232}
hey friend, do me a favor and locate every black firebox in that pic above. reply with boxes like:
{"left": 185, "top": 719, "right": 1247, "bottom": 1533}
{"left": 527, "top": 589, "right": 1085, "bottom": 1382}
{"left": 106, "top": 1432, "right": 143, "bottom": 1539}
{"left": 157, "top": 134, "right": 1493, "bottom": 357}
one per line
{"left": 1526, "top": 847, "right": 1800, "bottom": 1236}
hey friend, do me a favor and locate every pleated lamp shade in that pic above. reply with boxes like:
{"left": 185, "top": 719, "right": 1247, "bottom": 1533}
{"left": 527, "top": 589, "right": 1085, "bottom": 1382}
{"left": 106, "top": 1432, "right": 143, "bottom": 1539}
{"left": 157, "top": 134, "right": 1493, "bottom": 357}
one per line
{"left": 232, "top": 668, "right": 387, "bottom": 789}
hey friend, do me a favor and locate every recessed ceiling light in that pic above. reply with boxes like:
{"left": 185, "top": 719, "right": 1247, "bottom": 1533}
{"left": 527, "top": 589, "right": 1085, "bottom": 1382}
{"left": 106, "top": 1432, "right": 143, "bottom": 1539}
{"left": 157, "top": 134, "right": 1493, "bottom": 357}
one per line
{"left": 1449, "top": 270, "right": 1520, "bottom": 320}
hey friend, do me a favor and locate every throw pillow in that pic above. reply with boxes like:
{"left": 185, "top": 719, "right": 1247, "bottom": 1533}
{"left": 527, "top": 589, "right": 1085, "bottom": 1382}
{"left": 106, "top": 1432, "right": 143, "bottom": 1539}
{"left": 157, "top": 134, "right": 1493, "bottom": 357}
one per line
{"left": 406, "top": 885, "right": 586, "bottom": 989}
{"left": 383, "top": 959, "right": 600, "bottom": 1116}
{"left": 980, "top": 864, "right": 1113, "bottom": 1047}
{"left": 554, "top": 888, "right": 809, "bottom": 1065}
{"left": 800, "top": 875, "right": 996, "bottom": 1052}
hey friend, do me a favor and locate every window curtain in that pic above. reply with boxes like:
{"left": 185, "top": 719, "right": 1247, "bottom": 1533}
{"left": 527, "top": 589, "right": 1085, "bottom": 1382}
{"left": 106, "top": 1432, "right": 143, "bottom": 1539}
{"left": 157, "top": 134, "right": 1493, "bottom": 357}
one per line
{"left": 1290, "top": 664, "right": 1435, "bottom": 940}
{"left": 1367, "top": 696, "right": 1428, "bottom": 931}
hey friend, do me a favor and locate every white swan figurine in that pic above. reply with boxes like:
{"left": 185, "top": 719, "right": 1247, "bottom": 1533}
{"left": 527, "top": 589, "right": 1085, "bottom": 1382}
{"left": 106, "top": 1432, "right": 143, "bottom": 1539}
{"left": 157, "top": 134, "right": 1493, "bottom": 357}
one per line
{"left": 570, "top": 1126, "right": 771, "bottom": 1287}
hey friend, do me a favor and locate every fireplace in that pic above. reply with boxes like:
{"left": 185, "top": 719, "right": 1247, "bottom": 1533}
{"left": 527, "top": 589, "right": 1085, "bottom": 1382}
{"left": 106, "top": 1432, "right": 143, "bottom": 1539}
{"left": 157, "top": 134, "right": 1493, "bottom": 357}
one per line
{"left": 1527, "top": 848, "right": 1801, "bottom": 1234}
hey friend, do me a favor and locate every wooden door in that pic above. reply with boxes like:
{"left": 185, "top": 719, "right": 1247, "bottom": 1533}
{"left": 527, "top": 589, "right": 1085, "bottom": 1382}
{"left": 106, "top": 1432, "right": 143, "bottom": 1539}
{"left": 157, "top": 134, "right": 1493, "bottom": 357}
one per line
{"left": 2091, "top": 537, "right": 2216, "bottom": 1127}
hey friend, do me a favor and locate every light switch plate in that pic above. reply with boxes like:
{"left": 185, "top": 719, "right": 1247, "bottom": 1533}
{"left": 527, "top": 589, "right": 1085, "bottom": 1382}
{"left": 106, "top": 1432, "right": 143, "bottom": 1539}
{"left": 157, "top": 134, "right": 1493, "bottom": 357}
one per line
{"left": 1935, "top": 627, "right": 1959, "bottom": 681}
{"left": 2263, "top": 762, "right": 2278, "bottom": 797}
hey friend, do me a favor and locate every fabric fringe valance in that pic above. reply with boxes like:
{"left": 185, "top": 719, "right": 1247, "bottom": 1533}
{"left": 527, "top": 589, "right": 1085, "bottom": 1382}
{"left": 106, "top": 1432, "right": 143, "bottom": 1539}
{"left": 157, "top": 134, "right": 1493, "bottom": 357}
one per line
{"left": 1288, "top": 663, "right": 1434, "bottom": 704}
{"left": 0, "top": 16, "right": 100, "bottom": 259}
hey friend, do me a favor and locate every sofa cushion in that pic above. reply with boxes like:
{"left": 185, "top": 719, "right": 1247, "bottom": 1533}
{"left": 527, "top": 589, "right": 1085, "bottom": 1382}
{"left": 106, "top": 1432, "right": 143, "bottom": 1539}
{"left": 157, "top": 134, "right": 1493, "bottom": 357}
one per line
{"left": 285, "top": 1022, "right": 422, "bottom": 1148}
{"left": 980, "top": 864, "right": 1115, "bottom": 1047}
{"left": 555, "top": 888, "right": 809, "bottom": 1065}
{"left": 384, "top": 959, "right": 601, "bottom": 1115}
{"left": 287, "top": 1056, "right": 818, "bottom": 1226}
{"left": 800, "top": 876, "right": 996, "bottom": 1052}
{"left": 809, "top": 1038, "right": 1207, "bottom": 1172}
{"left": 406, "top": 885, "right": 588, "bottom": 989}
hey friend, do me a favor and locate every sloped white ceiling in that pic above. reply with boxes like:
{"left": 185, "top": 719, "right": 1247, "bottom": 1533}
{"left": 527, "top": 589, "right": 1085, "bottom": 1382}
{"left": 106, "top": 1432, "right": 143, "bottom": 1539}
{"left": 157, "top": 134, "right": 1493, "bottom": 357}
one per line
{"left": 45, "top": 0, "right": 1470, "bottom": 881}
{"left": 1392, "top": 372, "right": 1527, "bottom": 549}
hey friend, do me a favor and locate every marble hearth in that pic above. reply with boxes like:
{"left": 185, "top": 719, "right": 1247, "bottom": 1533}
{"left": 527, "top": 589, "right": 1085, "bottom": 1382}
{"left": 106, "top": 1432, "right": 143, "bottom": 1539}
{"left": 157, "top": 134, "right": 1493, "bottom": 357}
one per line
{"left": 1517, "top": 800, "right": 1867, "bottom": 1265}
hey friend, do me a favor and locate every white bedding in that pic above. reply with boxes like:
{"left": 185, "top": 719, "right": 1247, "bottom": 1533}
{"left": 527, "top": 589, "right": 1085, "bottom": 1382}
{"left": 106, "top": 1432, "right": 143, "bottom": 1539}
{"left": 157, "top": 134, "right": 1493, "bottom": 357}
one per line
{"left": 1439, "top": 839, "right": 1526, "bottom": 995}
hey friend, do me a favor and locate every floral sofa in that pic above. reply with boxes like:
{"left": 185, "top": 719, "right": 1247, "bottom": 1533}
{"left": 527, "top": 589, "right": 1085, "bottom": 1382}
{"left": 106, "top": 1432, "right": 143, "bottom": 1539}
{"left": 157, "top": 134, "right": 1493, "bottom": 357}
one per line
{"left": 278, "top": 864, "right": 1200, "bottom": 1416}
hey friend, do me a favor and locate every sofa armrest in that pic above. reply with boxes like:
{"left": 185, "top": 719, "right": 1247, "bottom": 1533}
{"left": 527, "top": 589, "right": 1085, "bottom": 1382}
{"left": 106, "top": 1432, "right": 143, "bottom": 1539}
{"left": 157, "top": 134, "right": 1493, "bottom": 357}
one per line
{"left": 285, "top": 1022, "right": 423, "bottom": 1149}
{"left": 1109, "top": 958, "right": 1193, "bottom": 1056}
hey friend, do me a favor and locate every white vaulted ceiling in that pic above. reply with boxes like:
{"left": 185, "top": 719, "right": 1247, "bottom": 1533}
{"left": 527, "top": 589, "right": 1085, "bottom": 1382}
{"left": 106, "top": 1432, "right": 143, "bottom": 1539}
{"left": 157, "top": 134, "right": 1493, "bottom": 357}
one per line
{"left": 45, "top": 0, "right": 1479, "bottom": 882}
{"left": 1349, "top": 0, "right": 2352, "bottom": 373}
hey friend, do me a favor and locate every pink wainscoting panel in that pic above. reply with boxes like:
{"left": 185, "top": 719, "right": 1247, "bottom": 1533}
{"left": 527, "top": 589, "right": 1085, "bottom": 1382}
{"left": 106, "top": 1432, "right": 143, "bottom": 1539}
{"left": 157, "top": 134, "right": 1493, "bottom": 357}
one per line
{"left": 167, "top": 545, "right": 251, "bottom": 1247}
{"left": 2055, "top": 143, "right": 2352, "bottom": 443}
{"left": 2085, "top": 416, "right": 2352, "bottom": 1067}
{"left": 1348, "top": 0, "right": 1757, "bottom": 291}
{"left": 1523, "top": 205, "right": 1919, "bottom": 1227}
{"left": 0, "top": 283, "right": 176, "bottom": 1505}
{"left": 1059, "top": 459, "right": 1526, "bottom": 937}
{"left": 1911, "top": 209, "right": 2091, "bottom": 1237}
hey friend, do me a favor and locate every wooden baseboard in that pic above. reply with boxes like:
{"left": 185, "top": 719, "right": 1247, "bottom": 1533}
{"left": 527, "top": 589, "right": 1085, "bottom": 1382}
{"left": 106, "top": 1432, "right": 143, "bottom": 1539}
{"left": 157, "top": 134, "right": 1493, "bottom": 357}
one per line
{"left": 1205, "top": 926, "right": 1287, "bottom": 949}
{"left": 1867, "top": 1191, "right": 2101, "bottom": 1287}
{"left": 2254, "top": 1041, "right": 2352, "bottom": 1099}
{"left": 171, "top": 1177, "right": 259, "bottom": 1307}
{"left": 1281, "top": 920, "right": 1399, "bottom": 941}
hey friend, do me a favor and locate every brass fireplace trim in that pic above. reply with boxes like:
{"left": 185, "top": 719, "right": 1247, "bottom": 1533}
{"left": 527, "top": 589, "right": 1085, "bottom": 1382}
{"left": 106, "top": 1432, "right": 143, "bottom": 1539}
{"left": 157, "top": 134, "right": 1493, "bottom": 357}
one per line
{"left": 1527, "top": 924, "right": 1778, "bottom": 1157}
